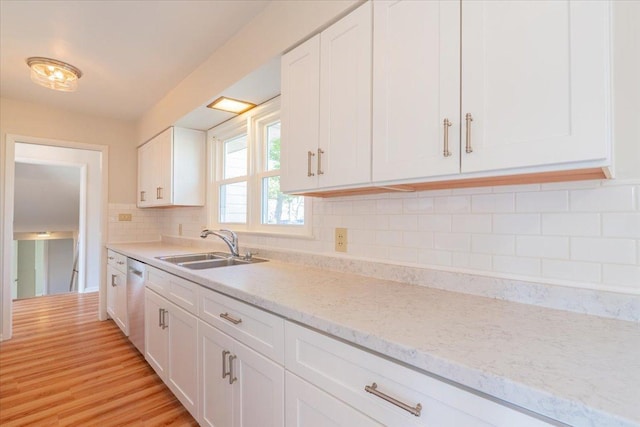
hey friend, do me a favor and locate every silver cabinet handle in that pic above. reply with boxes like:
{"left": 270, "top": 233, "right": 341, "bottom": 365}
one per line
{"left": 220, "top": 312, "right": 242, "bottom": 325}
{"left": 117, "top": 261, "right": 125, "bottom": 265}
{"left": 162, "top": 309, "right": 168, "bottom": 329}
{"left": 228, "top": 354, "right": 237, "bottom": 384}
{"left": 443, "top": 118, "right": 452, "bottom": 157}
{"left": 365, "top": 383, "right": 422, "bottom": 417}
{"left": 108, "top": 256, "right": 115, "bottom": 260}
{"left": 307, "top": 151, "right": 316, "bottom": 177}
{"left": 140, "top": 191, "right": 146, "bottom": 202}
{"left": 222, "top": 350, "right": 231, "bottom": 380}
{"left": 465, "top": 113, "right": 473, "bottom": 153}
{"left": 317, "top": 148, "right": 325, "bottom": 175}
{"left": 158, "top": 308, "right": 163, "bottom": 327}
{"left": 158, "top": 187, "right": 164, "bottom": 199}
{"left": 111, "top": 274, "right": 117, "bottom": 287}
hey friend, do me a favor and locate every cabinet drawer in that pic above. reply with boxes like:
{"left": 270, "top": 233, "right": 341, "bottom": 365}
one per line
{"left": 146, "top": 265, "right": 170, "bottom": 296}
{"left": 285, "top": 322, "right": 551, "bottom": 427}
{"left": 198, "top": 286, "right": 284, "bottom": 364}
{"left": 167, "top": 274, "right": 198, "bottom": 315}
{"left": 107, "top": 250, "right": 127, "bottom": 273}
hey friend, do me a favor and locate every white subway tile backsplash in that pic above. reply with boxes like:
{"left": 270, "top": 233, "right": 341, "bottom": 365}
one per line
{"left": 493, "top": 214, "right": 540, "bottom": 235}
{"left": 471, "top": 234, "right": 515, "bottom": 255}
{"left": 516, "top": 191, "right": 569, "bottom": 212}
{"left": 402, "top": 231, "right": 434, "bottom": 249}
{"left": 570, "top": 186, "right": 636, "bottom": 212}
{"left": 452, "top": 214, "right": 492, "bottom": 233}
{"left": 452, "top": 252, "right": 492, "bottom": 271}
{"left": 434, "top": 233, "right": 471, "bottom": 251}
{"left": 418, "top": 214, "right": 452, "bottom": 232}
{"left": 493, "top": 256, "right": 541, "bottom": 276}
{"left": 517, "top": 236, "right": 570, "bottom": 259}
{"left": 542, "top": 260, "right": 602, "bottom": 283}
{"left": 145, "top": 180, "right": 640, "bottom": 296}
{"left": 602, "top": 264, "right": 640, "bottom": 289}
{"left": 471, "top": 193, "right": 515, "bottom": 213}
{"left": 542, "top": 213, "right": 601, "bottom": 236}
{"left": 434, "top": 196, "right": 470, "bottom": 213}
{"left": 389, "top": 215, "right": 418, "bottom": 231}
{"left": 418, "top": 249, "right": 452, "bottom": 266}
{"left": 602, "top": 213, "right": 640, "bottom": 238}
{"left": 571, "top": 238, "right": 637, "bottom": 264}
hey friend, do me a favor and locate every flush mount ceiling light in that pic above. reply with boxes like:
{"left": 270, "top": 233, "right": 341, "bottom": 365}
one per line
{"left": 207, "top": 96, "right": 256, "bottom": 114}
{"left": 26, "top": 57, "right": 83, "bottom": 92}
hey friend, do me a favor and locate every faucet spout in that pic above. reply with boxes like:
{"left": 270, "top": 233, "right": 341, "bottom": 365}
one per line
{"left": 200, "top": 229, "right": 240, "bottom": 257}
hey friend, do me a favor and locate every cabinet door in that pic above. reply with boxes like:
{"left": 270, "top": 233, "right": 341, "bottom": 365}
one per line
{"left": 285, "top": 372, "right": 381, "bottom": 427}
{"left": 233, "top": 339, "right": 284, "bottom": 427}
{"left": 318, "top": 2, "right": 372, "bottom": 189}
{"left": 137, "top": 142, "right": 153, "bottom": 207}
{"left": 114, "top": 269, "right": 128, "bottom": 335}
{"left": 461, "top": 0, "right": 610, "bottom": 173}
{"left": 280, "top": 34, "right": 320, "bottom": 193}
{"left": 199, "top": 320, "right": 235, "bottom": 427}
{"left": 155, "top": 127, "right": 173, "bottom": 205}
{"left": 167, "top": 301, "right": 199, "bottom": 418}
{"left": 145, "top": 288, "right": 168, "bottom": 379}
{"left": 106, "top": 265, "right": 118, "bottom": 320}
{"left": 372, "top": 0, "right": 460, "bottom": 182}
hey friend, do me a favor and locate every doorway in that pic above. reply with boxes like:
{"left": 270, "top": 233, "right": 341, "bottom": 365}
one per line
{"left": 1, "top": 134, "right": 109, "bottom": 341}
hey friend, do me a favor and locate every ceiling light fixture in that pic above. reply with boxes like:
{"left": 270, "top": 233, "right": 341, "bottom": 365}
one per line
{"left": 206, "top": 96, "right": 256, "bottom": 114}
{"left": 26, "top": 57, "right": 83, "bottom": 92}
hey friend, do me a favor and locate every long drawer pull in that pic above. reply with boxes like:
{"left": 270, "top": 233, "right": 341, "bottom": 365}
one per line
{"left": 220, "top": 312, "right": 242, "bottom": 325}
{"left": 365, "top": 382, "right": 422, "bottom": 417}
{"left": 222, "top": 350, "right": 230, "bottom": 380}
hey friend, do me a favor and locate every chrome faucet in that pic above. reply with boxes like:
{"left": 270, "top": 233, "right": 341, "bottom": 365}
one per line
{"left": 200, "top": 229, "right": 240, "bottom": 257}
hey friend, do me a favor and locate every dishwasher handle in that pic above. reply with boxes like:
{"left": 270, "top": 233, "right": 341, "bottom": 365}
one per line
{"left": 129, "top": 268, "right": 144, "bottom": 277}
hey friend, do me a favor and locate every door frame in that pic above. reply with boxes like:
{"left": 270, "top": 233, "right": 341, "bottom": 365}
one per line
{"left": 1, "top": 134, "right": 109, "bottom": 341}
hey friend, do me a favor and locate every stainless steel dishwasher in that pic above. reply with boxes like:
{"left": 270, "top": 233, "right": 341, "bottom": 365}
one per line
{"left": 126, "top": 258, "right": 146, "bottom": 354}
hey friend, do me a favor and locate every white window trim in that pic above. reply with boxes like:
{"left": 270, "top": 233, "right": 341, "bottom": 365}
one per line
{"left": 207, "top": 97, "right": 312, "bottom": 237}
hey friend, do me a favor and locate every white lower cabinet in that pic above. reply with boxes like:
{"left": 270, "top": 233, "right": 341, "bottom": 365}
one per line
{"left": 144, "top": 287, "right": 198, "bottom": 419}
{"left": 286, "top": 371, "right": 381, "bottom": 427}
{"left": 285, "top": 322, "right": 551, "bottom": 427}
{"left": 199, "top": 319, "right": 284, "bottom": 427}
{"left": 106, "top": 250, "right": 128, "bottom": 336}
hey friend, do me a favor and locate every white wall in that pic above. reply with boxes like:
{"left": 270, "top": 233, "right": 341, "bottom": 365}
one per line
{"left": 0, "top": 97, "right": 137, "bottom": 203}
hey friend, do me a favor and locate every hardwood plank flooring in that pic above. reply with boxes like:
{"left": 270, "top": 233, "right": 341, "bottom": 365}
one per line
{"left": 0, "top": 292, "right": 198, "bottom": 426}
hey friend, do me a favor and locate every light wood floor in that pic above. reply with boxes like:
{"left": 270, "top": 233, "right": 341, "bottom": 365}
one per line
{"left": 0, "top": 292, "right": 198, "bottom": 426}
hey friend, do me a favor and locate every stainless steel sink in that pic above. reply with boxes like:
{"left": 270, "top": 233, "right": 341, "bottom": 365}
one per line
{"left": 157, "top": 252, "right": 230, "bottom": 264}
{"left": 156, "top": 252, "right": 267, "bottom": 270}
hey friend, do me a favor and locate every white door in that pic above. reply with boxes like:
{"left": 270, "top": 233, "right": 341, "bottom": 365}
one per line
{"left": 16, "top": 240, "right": 36, "bottom": 299}
{"left": 372, "top": 0, "right": 460, "bottom": 182}
{"left": 233, "top": 339, "right": 284, "bottom": 427}
{"left": 167, "top": 301, "right": 199, "bottom": 418}
{"left": 461, "top": 0, "right": 610, "bottom": 173}
{"left": 318, "top": 2, "right": 372, "bottom": 189}
{"left": 145, "top": 288, "right": 168, "bottom": 379}
{"left": 199, "top": 320, "right": 235, "bottom": 427}
{"left": 137, "top": 142, "right": 153, "bottom": 207}
{"left": 285, "top": 372, "right": 381, "bottom": 427}
{"left": 280, "top": 35, "right": 321, "bottom": 193}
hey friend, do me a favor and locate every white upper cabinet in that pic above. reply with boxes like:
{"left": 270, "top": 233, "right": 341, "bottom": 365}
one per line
{"left": 137, "top": 126, "right": 206, "bottom": 207}
{"left": 372, "top": 0, "right": 460, "bottom": 182}
{"left": 461, "top": 0, "right": 611, "bottom": 174}
{"left": 373, "top": 0, "right": 611, "bottom": 185}
{"left": 281, "top": 2, "right": 372, "bottom": 194}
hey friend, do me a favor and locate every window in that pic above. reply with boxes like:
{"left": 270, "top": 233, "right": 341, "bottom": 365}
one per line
{"left": 209, "top": 97, "right": 309, "bottom": 235}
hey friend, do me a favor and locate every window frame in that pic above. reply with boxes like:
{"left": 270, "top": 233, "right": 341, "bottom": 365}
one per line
{"left": 208, "top": 97, "right": 312, "bottom": 237}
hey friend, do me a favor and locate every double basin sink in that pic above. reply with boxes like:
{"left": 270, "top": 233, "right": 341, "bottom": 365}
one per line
{"left": 157, "top": 252, "right": 267, "bottom": 270}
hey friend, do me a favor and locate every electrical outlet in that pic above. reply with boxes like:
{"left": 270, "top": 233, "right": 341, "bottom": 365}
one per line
{"left": 118, "top": 213, "right": 132, "bottom": 221}
{"left": 335, "top": 228, "right": 347, "bottom": 252}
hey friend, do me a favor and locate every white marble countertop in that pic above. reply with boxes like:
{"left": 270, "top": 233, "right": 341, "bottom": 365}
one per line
{"left": 108, "top": 242, "right": 640, "bottom": 427}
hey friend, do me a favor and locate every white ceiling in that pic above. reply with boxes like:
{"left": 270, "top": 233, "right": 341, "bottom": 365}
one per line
{"left": 14, "top": 162, "right": 80, "bottom": 233}
{"left": 0, "top": 0, "right": 271, "bottom": 122}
